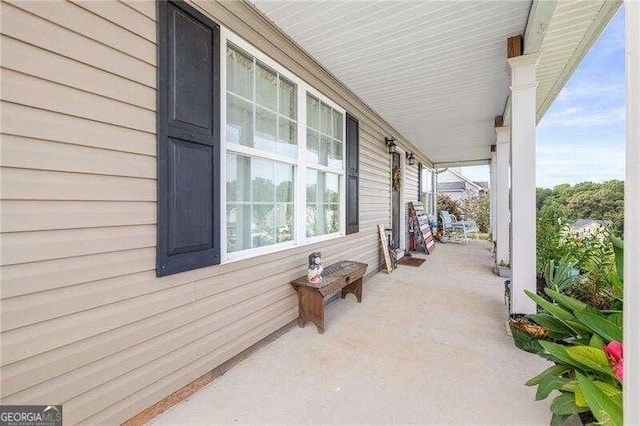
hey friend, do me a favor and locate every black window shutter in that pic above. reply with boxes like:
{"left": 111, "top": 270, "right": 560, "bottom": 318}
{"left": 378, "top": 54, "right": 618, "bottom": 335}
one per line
{"left": 418, "top": 162, "right": 423, "bottom": 199}
{"left": 345, "top": 113, "right": 359, "bottom": 235}
{"left": 157, "top": 1, "right": 221, "bottom": 277}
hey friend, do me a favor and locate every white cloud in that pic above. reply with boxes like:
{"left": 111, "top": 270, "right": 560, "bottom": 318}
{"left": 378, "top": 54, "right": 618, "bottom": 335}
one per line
{"left": 555, "top": 83, "right": 624, "bottom": 103}
{"left": 539, "top": 107, "right": 625, "bottom": 128}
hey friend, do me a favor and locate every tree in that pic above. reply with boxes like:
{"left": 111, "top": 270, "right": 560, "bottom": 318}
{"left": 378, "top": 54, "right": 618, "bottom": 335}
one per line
{"left": 536, "top": 187, "right": 554, "bottom": 210}
{"left": 537, "top": 180, "right": 624, "bottom": 234}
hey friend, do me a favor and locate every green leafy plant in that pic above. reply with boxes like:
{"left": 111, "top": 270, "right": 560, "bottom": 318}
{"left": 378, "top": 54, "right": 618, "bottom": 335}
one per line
{"left": 536, "top": 209, "right": 569, "bottom": 274}
{"left": 522, "top": 238, "right": 625, "bottom": 426}
{"left": 523, "top": 289, "right": 623, "bottom": 425}
{"left": 544, "top": 257, "right": 581, "bottom": 293}
{"left": 499, "top": 259, "right": 510, "bottom": 268}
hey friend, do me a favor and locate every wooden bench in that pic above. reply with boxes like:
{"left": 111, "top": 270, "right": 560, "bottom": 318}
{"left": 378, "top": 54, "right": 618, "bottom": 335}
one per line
{"left": 290, "top": 261, "right": 368, "bottom": 334}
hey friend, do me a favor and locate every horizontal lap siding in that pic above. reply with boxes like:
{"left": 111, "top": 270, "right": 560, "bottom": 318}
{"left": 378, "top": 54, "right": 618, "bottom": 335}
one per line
{"left": 0, "top": 1, "right": 420, "bottom": 424}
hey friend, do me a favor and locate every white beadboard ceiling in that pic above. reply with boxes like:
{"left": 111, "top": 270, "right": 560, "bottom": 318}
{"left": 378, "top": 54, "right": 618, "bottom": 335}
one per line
{"left": 250, "top": 0, "right": 619, "bottom": 165}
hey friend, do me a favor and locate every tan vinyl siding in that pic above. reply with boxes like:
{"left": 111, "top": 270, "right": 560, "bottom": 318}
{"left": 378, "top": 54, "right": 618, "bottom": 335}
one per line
{"left": 0, "top": 0, "right": 430, "bottom": 424}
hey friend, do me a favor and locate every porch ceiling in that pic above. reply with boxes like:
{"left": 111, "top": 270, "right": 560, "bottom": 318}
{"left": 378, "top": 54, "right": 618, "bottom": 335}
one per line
{"left": 250, "top": 0, "right": 620, "bottom": 165}
{"left": 251, "top": 1, "right": 529, "bottom": 164}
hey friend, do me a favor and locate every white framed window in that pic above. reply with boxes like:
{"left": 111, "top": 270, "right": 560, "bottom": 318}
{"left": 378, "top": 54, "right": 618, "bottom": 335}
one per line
{"left": 221, "top": 29, "right": 346, "bottom": 262}
{"left": 421, "top": 167, "right": 436, "bottom": 216}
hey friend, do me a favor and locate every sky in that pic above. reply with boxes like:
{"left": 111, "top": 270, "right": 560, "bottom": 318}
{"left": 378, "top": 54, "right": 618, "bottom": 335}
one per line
{"left": 461, "top": 7, "right": 625, "bottom": 189}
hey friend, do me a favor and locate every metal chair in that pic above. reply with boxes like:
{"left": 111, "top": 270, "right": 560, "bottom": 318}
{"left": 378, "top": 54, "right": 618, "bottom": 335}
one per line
{"left": 440, "top": 210, "right": 479, "bottom": 244}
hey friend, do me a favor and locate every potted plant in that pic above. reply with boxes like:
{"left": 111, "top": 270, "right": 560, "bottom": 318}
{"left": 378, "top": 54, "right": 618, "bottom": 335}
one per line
{"left": 498, "top": 260, "right": 510, "bottom": 277}
{"left": 508, "top": 313, "right": 548, "bottom": 354}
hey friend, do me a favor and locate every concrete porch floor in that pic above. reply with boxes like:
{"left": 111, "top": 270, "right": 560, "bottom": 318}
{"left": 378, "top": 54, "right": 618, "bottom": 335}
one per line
{"left": 151, "top": 240, "right": 551, "bottom": 425}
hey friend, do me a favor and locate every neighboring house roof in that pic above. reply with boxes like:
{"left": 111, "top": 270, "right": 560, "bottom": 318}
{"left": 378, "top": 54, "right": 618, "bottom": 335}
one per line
{"left": 572, "top": 219, "right": 612, "bottom": 230}
{"left": 438, "top": 182, "right": 466, "bottom": 191}
{"left": 437, "top": 169, "right": 486, "bottom": 193}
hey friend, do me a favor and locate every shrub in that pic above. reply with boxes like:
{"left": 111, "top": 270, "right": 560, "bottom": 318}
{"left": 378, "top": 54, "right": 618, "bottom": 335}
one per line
{"left": 536, "top": 207, "right": 569, "bottom": 274}
{"left": 460, "top": 190, "right": 490, "bottom": 232}
{"left": 436, "top": 193, "right": 462, "bottom": 220}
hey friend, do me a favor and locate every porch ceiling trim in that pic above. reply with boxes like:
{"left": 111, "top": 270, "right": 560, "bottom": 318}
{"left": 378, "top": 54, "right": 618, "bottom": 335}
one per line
{"left": 433, "top": 159, "right": 492, "bottom": 169}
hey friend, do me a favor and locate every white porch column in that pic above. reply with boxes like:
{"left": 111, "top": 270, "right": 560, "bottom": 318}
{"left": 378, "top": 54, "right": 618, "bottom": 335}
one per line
{"left": 490, "top": 147, "right": 497, "bottom": 243}
{"left": 495, "top": 127, "right": 510, "bottom": 270}
{"left": 507, "top": 53, "right": 539, "bottom": 315}
{"left": 624, "top": 0, "right": 639, "bottom": 423}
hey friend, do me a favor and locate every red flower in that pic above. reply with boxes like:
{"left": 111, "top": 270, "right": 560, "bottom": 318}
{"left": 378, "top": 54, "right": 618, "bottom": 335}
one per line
{"left": 604, "top": 341, "right": 623, "bottom": 381}
{"left": 605, "top": 341, "right": 623, "bottom": 363}
{"left": 615, "top": 362, "right": 623, "bottom": 381}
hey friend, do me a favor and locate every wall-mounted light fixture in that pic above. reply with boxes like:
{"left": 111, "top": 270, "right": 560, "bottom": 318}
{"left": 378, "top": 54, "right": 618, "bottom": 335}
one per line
{"left": 405, "top": 151, "right": 416, "bottom": 166}
{"left": 385, "top": 137, "right": 397, "bottom": 154}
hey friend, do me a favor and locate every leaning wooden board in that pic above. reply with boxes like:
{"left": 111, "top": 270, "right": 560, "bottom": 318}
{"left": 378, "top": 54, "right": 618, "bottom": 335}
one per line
{"left": 409, "top": 201, "right": 436, "bottom": 254}
{"left": 378, "top": 224, "right": 393, "bottom": 273}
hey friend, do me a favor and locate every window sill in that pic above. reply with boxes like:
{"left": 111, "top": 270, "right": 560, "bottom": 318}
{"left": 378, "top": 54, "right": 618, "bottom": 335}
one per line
{"left": 223, "top": 232, "right": 343, "bottom": 264}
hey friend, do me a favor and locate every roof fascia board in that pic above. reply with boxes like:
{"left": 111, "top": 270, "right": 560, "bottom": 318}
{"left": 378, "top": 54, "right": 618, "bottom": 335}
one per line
{"left": 523, "top": 0, "right": 558, "bottom": 55}
{"left": 535, "top": 0, "right": 622, "bottom": 121}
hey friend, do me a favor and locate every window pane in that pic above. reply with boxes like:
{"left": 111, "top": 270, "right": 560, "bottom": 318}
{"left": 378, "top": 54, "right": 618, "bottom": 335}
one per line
{"left": 306, "top": 129, "right": 319, "bottom": 164}
{"left": 276, "top": 203, "right": 294, "bottom": 243}
{"left": 227, "top": 45, "right": 253, "bottom": 100}
{"left": 227, "top": 95, "right": 253, "bottom": 147}
{"left": 255, "top": 107, "right": 277, "bottom": 152}
{"left": 306, "top": 204, "right": 318, "bottom": 238}
{"left": 276, "top": 162, "right": 294, "bottom": 202}
{"left": 326, "top": 173, "right": 340, "bottom": 204}
{"left": 307, "top": 95, "right": 320, "bottom": 130}
{"left": 320, "top": 102, "right": 332, "bottom": 135}
{"left": 326, "top": 204, "right": 339, "bottom": 234}
{"left": 227, "top": 154, "right": 294, "bottom": 253}
{"left": 328, "top": 139, "right": 343, "bottom": 169}
{"left": 306, "top": 169, "right": 318, "bottom": 202}
{"left": 306, "top": 170, "right": 340, "bottom": 238}
{"left": 252, "top": 204, "right": 275, "bottom": 248}
{"left": 256, "top": 62, "right": 277, "bottom": 111}
{"left": 226, "top": 154, "right": 251, "bottom": 202}
{"left": 278, "top": 118, "right": 297, "bottom": 158}
{"left": 332, "top": 109, "right": 343, "bottom": 140}
{"left": 227, "top": 204, "right": 251, "bottom": 253}
{"left": 252, "top": 158, "right": 275, "bottom": 202}
{"left": 319, "top": 134, "right": 330, "bottom": 166}
{"left": 279, "top": 77, "right": 297, "bottom": 120}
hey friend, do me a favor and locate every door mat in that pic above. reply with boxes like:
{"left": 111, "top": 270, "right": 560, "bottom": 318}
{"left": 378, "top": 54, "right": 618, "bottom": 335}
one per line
{"left": 397, "top": 257, "right": 426, "bottom": 267}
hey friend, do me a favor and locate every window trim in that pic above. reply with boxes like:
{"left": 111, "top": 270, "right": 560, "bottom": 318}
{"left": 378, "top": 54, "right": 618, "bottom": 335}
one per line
{"left": 220, "top": 28, "right": 346, "bottom": 263}
{"left": 420, "top": 166, "right": 436, "bottom": 216}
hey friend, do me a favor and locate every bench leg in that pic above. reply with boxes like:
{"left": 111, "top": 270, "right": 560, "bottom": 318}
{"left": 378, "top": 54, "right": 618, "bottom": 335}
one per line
{"left": 297, "top": 286, "right": 325, "bottom": 334}
{"left": 342, "top": 278, "right": 363, "bottom": 303}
